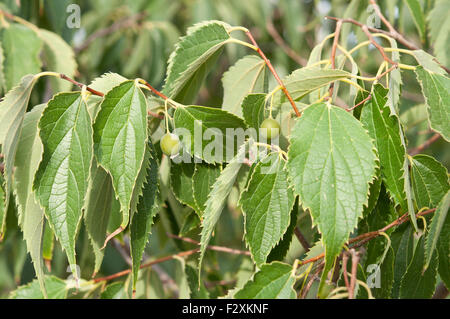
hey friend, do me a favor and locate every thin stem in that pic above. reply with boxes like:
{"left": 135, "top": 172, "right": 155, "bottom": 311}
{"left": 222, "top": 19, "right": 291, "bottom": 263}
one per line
{"left": 294, "top": 227, "right": 310, "bottom": 252}
{"left": 298, "top": 208, "right": 436, "bottom": 266}
{"left": 167, "top": 233, "right": 251, "bottom": 256}
{"left": 244, "top": 30, "right": 301, "bottom": 117}
{"left": 347, "top": 94, "right": 371, "bottom": 112}
{"left": 408, "top": 133, "right": 441, "bottom": 155}
{"left": 266, "top": 18, "right": 307, "bottom": 66}
{"left": 328, "top": 19, "right": 343, "bottom": 99}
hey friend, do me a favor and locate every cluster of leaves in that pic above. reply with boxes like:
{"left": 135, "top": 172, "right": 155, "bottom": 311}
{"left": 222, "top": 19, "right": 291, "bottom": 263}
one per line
{"left": 0, "top": 0, "right": 449, "bottom": 299}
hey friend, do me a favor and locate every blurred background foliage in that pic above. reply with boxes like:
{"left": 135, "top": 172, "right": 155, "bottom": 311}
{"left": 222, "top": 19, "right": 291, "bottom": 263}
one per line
{"left": 0, "top": 0, "right": 448, "bottom": 298}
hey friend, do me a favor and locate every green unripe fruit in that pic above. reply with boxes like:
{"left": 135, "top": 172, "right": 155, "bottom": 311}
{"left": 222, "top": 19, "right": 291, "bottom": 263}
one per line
{"left": 160, "top": 133, "right": 181, "bottom": 156}
{"left": 260, "top": 118, "right": 280, "bottom": 139}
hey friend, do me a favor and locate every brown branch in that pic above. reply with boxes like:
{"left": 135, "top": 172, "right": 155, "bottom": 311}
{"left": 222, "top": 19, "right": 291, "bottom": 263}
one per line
{"left": 245, "top": 30, "right": 301, "bottom": 117}
{"left": 167, "top": 233, "right": 251, "bottom": 256}
{"left": 361, "top": 25, "right": 397, "bottom": 65}
{"left": 74, "top": 12, "right": 147, "bottom": 53}
{"left": 325, "top": 15, "right": 450, "bottom": 74}
{"left": 299, "top": 208, "right": 436, "bottom": 266}
{"left": 300, "top": 261, "right": 324, "bottom": 299}
{"left": 94, "top": 238, "right": 251, "bottom": 283}
{"left": 139, "top": 78, "right": 170, "bottom": 101}
{"left": 294, "top": 227, "right": 310, "bottom": 252}
{"left": 93, "top": 248, "right": 199, "bottom": 283}
{"left": 408, "top": 133, "right": 441, "bottom": 155}
{"left": 59, "top": 73, "right": 104, "bottom": 97}
{"left": 266, "top": 19, "right": 307, "bottom": 66}
{"left": 347, "top": 94, "right": 372, "bottom": 112}
{"left": 328, "top": 19, "right": 343, "bottom": 99}
{"left": 348, "top": 249, "right": 359, "bottom": 299}
{"left": 342, "top": 253, "right": 351, "bottom": 295}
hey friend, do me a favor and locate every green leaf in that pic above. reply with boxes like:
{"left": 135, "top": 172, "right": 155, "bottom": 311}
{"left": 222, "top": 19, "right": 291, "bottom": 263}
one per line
{"left": 287, "top": 102, "right": 376, "bottom": 275}
{"left": 10, "top": 276, "right": 67, "bottom": 299}
{"left": 390, "top": 224, "right": 415, "bottom": 298}
{"left": 33, "top": 92, "right": 93, "bottom": 278}
{"left": 83, "top": 160, "right": 118, "bottom": 275}
{"left": 385, "top": 38, "right": 402, "bottom": 113}
{"left": 412, "top": 50, "right": 446, "bottom": 75}
{"left": 234, "top": 262, "right": 296, "bottom": 299}
{"left": 39, "top": 29, "right": 77, "bottom": 92}
{"left": 93, "top": 80, "right": 148, "bottom": 229}
{"left": 274, "top": 67, "right": 350, "bottom": 104}
{"left": 13, "top": 103, "right": 46, "bottom": 295}
{"left": 0, "top": 74, "right": 38, "bottom": 236}
{"left": 415, "top": 66, "right": 450, "bottom": 141}
{"left": 425, "top": 190, "right": 450, "bottom": 271}
{"left": 101, "top": 282, "right": 126, "bottom": 299}
{"left": 170, "top": 162, "right": 200, "bottom": 212}
{"left": 222, "top": 55, "right": 267, "bottom": 117}
{"left": 0, "top": 23, "right": 42, "bottom": 91}
{"left": 242, "top": 93, "right": 266, "bottom": 137}
{"left": 240, "top": 153, "right": 294, "bottom": 266}
{"left": 399, "top": 236, "right": 438, "bottom": 299}
{"left": 0, "top": 42, "right": 6, "bottom": 94}
{"left": 130, "top": 142, "right": 159, "bottom": 291}
{"left": 199, "top": 141, "right": 248, "bottom": 275}
{"left": 87, "top": 73, "right": 128, "bottom": 118}
{"left": 192, "top": 163, "right": 221, "bottom": 214}
{"left": 173, "top": 105, "right": 247, "bottom": 163}
{"left": 360, "top": 84, "right": 407, "bottom": 210}
{"left": 0, "top": 176, "right": 5, "bottom": 241}
{"left": 437, "top": 212, "right": 450, "bottom": 289}
{"left": 185, "top": 264, "right": 210, "bottom": 299}
{"left": 411, "top": 154, "right": 449, "bottom": 209}
{"left": 403, "top": 0, "right": 426, "bottom": 42}
{"left": 267, "top": 198, "right": 299, "bottom": 263}
{"left": 163, "top": 21, "right": 231, "bottom": 101}
{"left": 428, "top": 0, "right": 450, "bottom": 67}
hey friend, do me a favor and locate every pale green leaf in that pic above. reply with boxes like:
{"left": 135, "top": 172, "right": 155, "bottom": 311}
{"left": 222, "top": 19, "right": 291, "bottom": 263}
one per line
{"left": 415, "top": 66, "right": 450, "bottom": 141}
{"left": 163, "top": 21, "right": 231, "bottom": 100}
{"left": 240, "top": 153, "right": 294, "bottom": 266}
{"left": 173, "top": 105, "right": 247, "bottom": 163}
{"left": 87, "top": 73, "right": 128, "bottom": 118}
{"left": 33, "top": 92, "right": 93, "bottom": 278}
{"left": 274, "top": 67, "right": 350, "bottom": 105}
{"left": 0, "top": 74, "right": 38, "bottom": 237}
{"left": 360, "top": 84, "right": 407, "bottom": 210}
{"left": 403, "top": 0, "right": 426, "bottom": 41}
{"left": 428, "top": 0, "right": 450, "bottom": 67}
{"left": 425, "top": 190, "right": 450, "bottom": 271}
{"left": 130, "top": 142, "right": 159, "bottom": 291}
{"left": 83, "top": 159, "right": 118, "bottom": 275}
{"left": 10, "top": 276, "right": 67, "bottom": 299}
{"left": 412, "top": 50, "right": 446, "bottom": 75}
{"left": 39, "top": 29, "right": 77, "bottom": 92}
{"left": 199, "top": 141, "right": 248, "bottom": 274}
{"left": 0, "top": 23, "right": 42, "bottom": 91}
{"left": 287, "top": 102, "right": 376, "bottom": 273}
{"left": 222, "top": 55, "right": 267, "bottom": 117}
{"left": 13, "top": 103, "right": 46, "bottom": 295}
{"left": 93, "top": 80, "right": 148, "bottom": 229}
{"left": 234, "top": 262, "right": 296, "bottom": 299}
{"left": 411, "top": 154, "right": 449, "bottom": 209}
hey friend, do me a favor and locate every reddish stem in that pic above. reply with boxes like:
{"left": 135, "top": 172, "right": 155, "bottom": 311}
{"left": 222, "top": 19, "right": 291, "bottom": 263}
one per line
{"left": 245, "top": 30, "right": 301, "bottom": 117}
